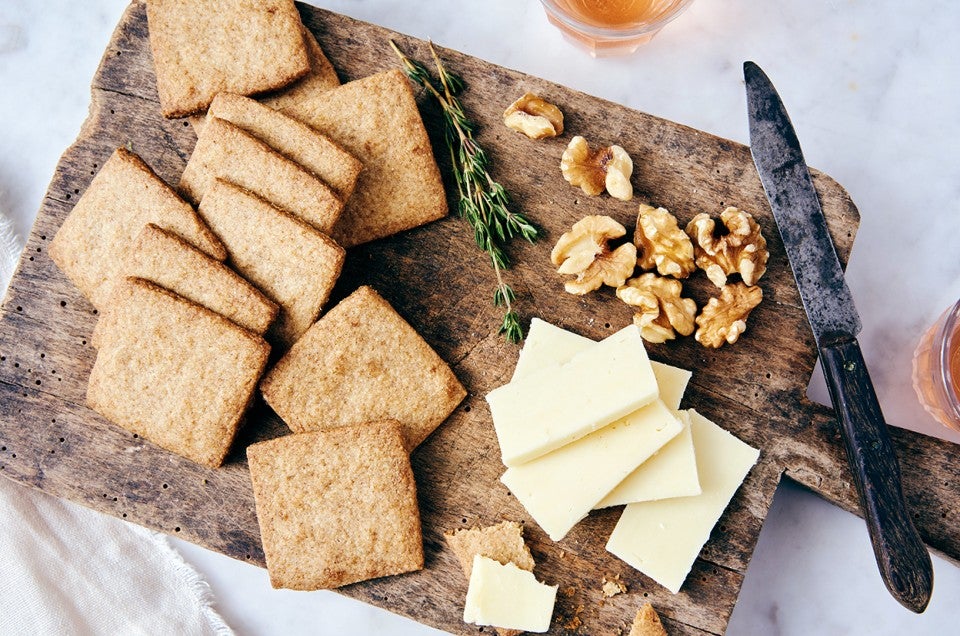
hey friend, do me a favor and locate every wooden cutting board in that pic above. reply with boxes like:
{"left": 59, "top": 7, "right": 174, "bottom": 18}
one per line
{"left": 1, "top": 2, "right": 957, "bottom": 634}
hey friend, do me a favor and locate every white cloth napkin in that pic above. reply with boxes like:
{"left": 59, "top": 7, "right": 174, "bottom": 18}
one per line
{"left": 0, "top": 211, "right": 232, "bottom": 636}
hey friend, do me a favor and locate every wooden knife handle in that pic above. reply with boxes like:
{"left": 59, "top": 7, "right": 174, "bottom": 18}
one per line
{"left": 820, "top": 338, "right": 934, "bottom": 613}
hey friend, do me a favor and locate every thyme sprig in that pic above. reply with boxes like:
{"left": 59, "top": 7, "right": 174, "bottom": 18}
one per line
{"left": 390, "top": 40, "right": 538, "bottom": 343}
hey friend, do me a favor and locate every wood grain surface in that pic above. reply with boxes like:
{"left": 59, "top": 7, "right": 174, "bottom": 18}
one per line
{"left": 0, "top": 3, "right": 958, "bottom": 634}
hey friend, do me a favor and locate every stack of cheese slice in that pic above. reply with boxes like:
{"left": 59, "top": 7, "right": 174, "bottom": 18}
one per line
{"left": 486, "top": 319, "right": 759, "bottom": 594}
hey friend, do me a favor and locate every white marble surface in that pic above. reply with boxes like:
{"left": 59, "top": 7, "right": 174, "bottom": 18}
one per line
{"left": 2, "top": 0, "right": 959, "bottom": 634}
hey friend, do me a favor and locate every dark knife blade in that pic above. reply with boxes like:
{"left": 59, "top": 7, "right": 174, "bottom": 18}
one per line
{"left": 744, "top": 60, "right": 933, "bottom": 613}
{"left": 744, "top": 65, "right": 861, "bottom": 347}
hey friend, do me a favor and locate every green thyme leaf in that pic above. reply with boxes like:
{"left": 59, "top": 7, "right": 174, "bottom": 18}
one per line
{"left": 392, "top": 40, "right": 540, "bottom": 343}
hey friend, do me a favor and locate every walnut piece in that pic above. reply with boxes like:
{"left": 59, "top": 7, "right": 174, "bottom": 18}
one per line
{"left": 503, "top": 93, "right": 564, "bottom": 139}
{"left": 695, "top": 282, "right": 763, "bottom": 348}
{"left": 686, "top": 207, "right": 768, "bottom": 287}
{"left": 634, "top": 204, "right": 696, "bottom": 278}
{"left": 551, "top": 215, "right": 637, "bottom": 295}
{"left": 560, "top": 136, "right": 633, "bottom": 201}
{"left": 617, "top": 273, "right": 697, "bottom": 343}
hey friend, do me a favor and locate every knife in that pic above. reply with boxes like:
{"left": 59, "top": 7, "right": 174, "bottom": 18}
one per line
{"left": 744, "top": 61, "right": 933, "bottom": 613}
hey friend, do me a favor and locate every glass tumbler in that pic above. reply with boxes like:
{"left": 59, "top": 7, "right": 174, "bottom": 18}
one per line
{"left": 539, "top": 0, "right": 696, "bottom": 57}
{"left": 912, "top": 298, "right": 960, "bottom": 432}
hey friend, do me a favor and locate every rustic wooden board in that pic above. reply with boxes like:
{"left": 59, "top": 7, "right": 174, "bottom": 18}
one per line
{"left": 1, "top": 2, "right": 958, "bottom": 634}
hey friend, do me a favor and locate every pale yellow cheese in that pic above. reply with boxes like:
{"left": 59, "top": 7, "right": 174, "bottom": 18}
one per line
{"left": 463, "top": 555, "right": 557, "bottom": 633}
{"left": 514, "top": 320, "right": 691, "bottom": 410}
{"left": 650, "top": 360, "right": 691, "bottom": 411}
{"left": 595, "top": 410, "right": 701, "bottom": 509}
{"left": 486, "top": 325, "right": 657, "bottom": 466}
{"left": 501, "top": 400, "right": 682, "bottom": 541}
{"left": 510, "top": 319, "right": 700, "bottom": 509}
{"left": 605, "top": 409, "right": 760, "bottom": 593}
{"left": 510, "top": 317, "right": 592, "bottom": 381}
{"left": 503, "top": 319, "right": 682, "bottom": 539}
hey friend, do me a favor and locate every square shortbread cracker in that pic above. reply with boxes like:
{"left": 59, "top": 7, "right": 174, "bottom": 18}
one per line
{"left": 180, "top": 117, "right": 343, "bottom": 235}
{"left": 260, "top": 24, "right": 340, "bottom": 110}
{"left": 206, "top": 93, "right": 362, "bottom": 201}
{"left": 49, "top": 147, "right": 225, "bottom": 308}
{"left": 197, "top": 179, "right": 344, "bottom": 348}
{"left": 122, "top": 223, "right": 277, "bottom": 335}
{"left": 189, "top": 25, "right": 340, "bottom": 136}
{"left": 281, "top": 69, "right": 448, "bottom": 247}
{"left": 259, "top": 285, "right": 466, "bottom": 451}
{"left": 247, "top": 420, "right": 423, "bottom": 590}
{"left": 145, "top": 0, "right": 309, "bottom": 118}
{"left": 87, "top": 278, "right": 270, "bottom": 468}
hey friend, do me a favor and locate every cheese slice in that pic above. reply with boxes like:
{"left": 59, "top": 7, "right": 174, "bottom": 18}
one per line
{"left": 486, "top": 325, "right": 657, "bottom": 466}
{"left": 510, "top": 319, "right": 700, "bottom": 508}
{"left": 514, "top": 320, "right": 691, "bottom": 411}
{"left": 501, "top": 400, "right": 682, "bottom": 540}
{"left": 463, "top": 555, "right": 558, "bottom": 633}
{"left": 650, "top": 361, "right": 691, "bottom": 411}
{"left": 595, "top": 410, "right": 701, "bottom": 508}
{"left": 605, "top": 409, "right": 760, "bottom": 594}
{"left": 510, "top": 318, "right": 593, "bottom": 381}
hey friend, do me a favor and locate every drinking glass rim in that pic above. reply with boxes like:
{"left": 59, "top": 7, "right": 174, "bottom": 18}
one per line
{"left": 937, "top": 298, "right": 960, "bottom": 416}
{"left": 539, "top": 0, "right": 695, "bottom": 39}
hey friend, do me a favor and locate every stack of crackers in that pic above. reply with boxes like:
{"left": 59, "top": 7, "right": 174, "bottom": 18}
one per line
{"left": 251, "top": 285, "right": 465, "bottom": 589}
{"left": 49, "top": 0, "right": 468, "bottom": 592}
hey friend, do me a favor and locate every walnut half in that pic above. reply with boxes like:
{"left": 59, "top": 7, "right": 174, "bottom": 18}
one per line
{"left": 560, "top": 136, "right": 634, "bottom": 201}
{"left": 551, "top": 215, "right": 637, "bottom": 295}
{"left": 695, "top": 282, "right": 763, "bottom": 348}
{"left": 634, "top": 204, "right": 696, "bottom": 279}
{"left": 617, "top": 273, "right": 697, "bottom": 343}
{"left": 503, "top": 93, "right": 564, "bottom": 139}
{"left": 686, "top": 207, "right": 768, "bottom": 287}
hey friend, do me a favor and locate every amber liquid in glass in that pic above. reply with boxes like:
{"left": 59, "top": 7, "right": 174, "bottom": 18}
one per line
{"left": 912, "top": 306, "right": 960, "bottom": 431}
{"left": 543, "top": 0, "right": 691, "bottom": 56}
{"left": 561, "top": 0, "right": 672, "bottom": 27}
{"left": 950, "top": 328, "right": 960, "bottom": 397}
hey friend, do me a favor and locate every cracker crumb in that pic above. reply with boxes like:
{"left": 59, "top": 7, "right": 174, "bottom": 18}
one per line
{"left": 602, "top": 576, "right": 627, "bottom": 598}
{"left": 561, "top": 603, "right": 584, "bottom": 630}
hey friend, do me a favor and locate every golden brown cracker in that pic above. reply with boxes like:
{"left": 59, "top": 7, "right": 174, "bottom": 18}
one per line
{"left": 86, "top": 278, "right": 270, "bottom": 468}
{"left": 247, "top": 420, "right": 423, "bottom": 590}
{"left": 179, "top": 117, "right": 343, "bottom": 234}
{"left": 206, "top": 92, "right": 362, "bottom": 201}
{"left": 259, "top": 285, "right": 466, "bottom": 450}
{"left": 189, "top": 26, "right": 340, "bottom": 138}
{"left": 49, "top": 147, "right": 225, "bottom": 308}
{"left": 445, "top": 521, "right": 535, "bottom": 579}
{"left": 145, "top": 0, "right": 309, "bottom": 118}
{"left": 197, "top": 179, "right": 344, "bottom": 349}
{"left": 629, "top": 603, "right": 668, "bottom": 636}
{"left": 123, "top": 224, "right": 277, "bottom": 335}
{"left": 281, "top": 69, "right": 448, "bottom": 247}
{"left": 259, "top": 24, "right": 341, "bottom": 111}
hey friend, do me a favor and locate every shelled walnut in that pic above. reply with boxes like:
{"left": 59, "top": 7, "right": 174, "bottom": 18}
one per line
{"left": 634, "top": 204, "right": 696, "bottom": 278}
{"left": 560, "top": 136, "right": 633, "bottom": 201}
{"left": 503, "top": 93, "right": 564, "bottom": 139}
{"left": 686, "top": 207, "right": 768, "bottom": 287}
{"left": 695, "top": 282, "right": 763, "bottom": 348}
{"left": 617, "top": 273, "right": 697, "bottom": 343}
{"left": 551, "top": 215, "right": 637, "bottom": 295}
